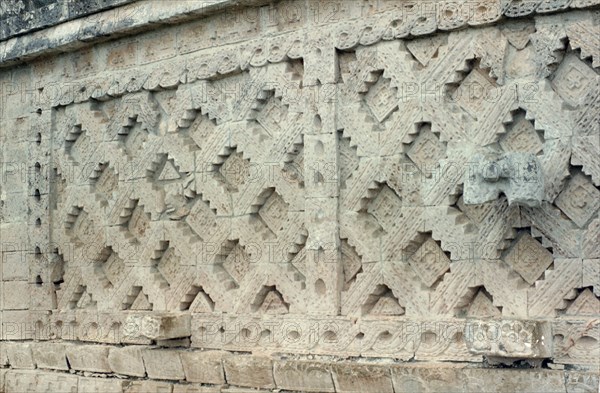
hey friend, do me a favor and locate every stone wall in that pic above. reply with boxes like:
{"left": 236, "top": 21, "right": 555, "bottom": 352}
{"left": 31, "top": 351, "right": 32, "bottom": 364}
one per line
{"left": 0, "top": 0, "right": 599, "bottom": 392}
{"left": 0, "top": 0, "right": 137, "bottom": 41}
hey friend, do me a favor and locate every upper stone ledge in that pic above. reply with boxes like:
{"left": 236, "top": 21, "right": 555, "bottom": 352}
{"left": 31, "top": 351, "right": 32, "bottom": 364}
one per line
{"left": 1, "top": 0, "right": 599, "bottom": 69}
{"left": 0, "top": 0, "right": 269, "bottom": 68}
{"left": 0, "top": 0, "right": 137, "bottom": 42}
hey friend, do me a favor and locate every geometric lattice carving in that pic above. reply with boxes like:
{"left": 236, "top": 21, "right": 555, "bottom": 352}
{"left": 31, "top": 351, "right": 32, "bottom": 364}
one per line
{"left": 406, "top": 124, "right": 446, "bottom": 175}
{"left": 362, "top": 284, "right": 405, "bottom": 316}
{"left": 555, "top": 173, "right": 600, "bottom": 228}
{"left": 466, "top": 289, "right": 502, "bottom": 318}
{"left": 5, "top": 1, "right": 600, "bottom": 379}
{"left": 408, "top": 237, "right": 451, "bottom": 288}
{"left": 219, "top": 241, "right": 251, "bottom": 287}
{"left": 504, "top": 233, "right": 553, "bottom": 285}
{"left": 552, "top": 54, "right": 597, "bottom": 107}
{"left": 500, "top": 117, "right": 543, "bottom": 154}
{"left": 364, "top": 72, "right": 398, "bottom": 123}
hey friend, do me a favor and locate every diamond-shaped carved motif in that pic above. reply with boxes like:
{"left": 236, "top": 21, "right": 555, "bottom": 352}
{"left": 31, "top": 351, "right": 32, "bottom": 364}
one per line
{"left": 93, "top": 164, "right": 118, "bottom": 202}
{"left": 256, "top": 95, "right": 287, "bottom": 136}
{"left": 119, "top": 123, "right": 148, "bottom": 156}
{"left": 453, "top": 68, "right": 497, "bottom": 117}
{"left": 218, "top": 151, "right": 250, "bottom": 192}
{"left": 368, "top": 184, "right": 402, "bottom": 230}
{"left": 407, "top": 126, "right": 445, "bottom": 175}
{"left": 408, "top": 238, "right": 450, "bottom": 287}
{"left": 500, "top": 118, "right": 543, "bottom": 154}
{"left": 504, "top": 234, "right": 553, "bottom": 285}
{"left": 157, "top": 248, "right": 180, "bottom": 285}
{"left": 258, "top": 191, "right": 289, "bottom": 233}
{"left": 364, "top": 74, "right": 398, "bottom": 123}
{"left": 71, "top": 210, "right": 98, "bottom": 244}
{"left": 128, "top": 205, "right": 150, "bottom": 238}
{"left": 99, "top": 249, "right": 125, "bottom": 288}
{"left": 552, "top": 54, "right": 597, "bottom": 107}
{"left": 341, "top": 240, "right": 362, "bottom": 290}
{"left": 555, "top": 174, "right": 600, "bottom": 228}
{"left": 222, "top": 242, "right": 251, "bottom": 285}
{"left": 186, "top": 199, "right": 217, "bottom": 239}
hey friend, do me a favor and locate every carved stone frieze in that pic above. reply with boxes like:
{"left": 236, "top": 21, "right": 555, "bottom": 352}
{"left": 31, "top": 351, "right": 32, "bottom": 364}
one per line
{"left": 1, "top": 0, "right": 599, "bottom": 391}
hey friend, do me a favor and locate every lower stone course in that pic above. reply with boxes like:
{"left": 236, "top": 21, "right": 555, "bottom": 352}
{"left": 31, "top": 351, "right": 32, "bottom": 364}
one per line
{"left": 223, "top": 354, "right": 275, "bottom": 390}
{"left": 66, "top": 344, "right": 111, "bottom": 373}
{"left": 273, "top": 360, "right": 335, "bottom": 392}
{"left": 0, "top": 342, "right": 599, "bottom": 393}
{"left": 143, "top": 349, "right": 186, "bottom": 381}
{"left": 108, "top": 346, "right": 146, "bottom": 377}
{"left": 31, "top": 342, "right": 69, "bottom": 371}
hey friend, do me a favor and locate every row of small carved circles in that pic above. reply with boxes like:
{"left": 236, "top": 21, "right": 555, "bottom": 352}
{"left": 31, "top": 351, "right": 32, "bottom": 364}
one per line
{"left": 45, "top": 0, "right": 598, "bottom": 108}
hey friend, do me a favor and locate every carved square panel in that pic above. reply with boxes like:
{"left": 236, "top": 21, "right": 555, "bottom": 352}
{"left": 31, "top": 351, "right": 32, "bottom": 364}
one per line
{"left": 552, "top": 54, "right": 597, "bottom": 107}
{"left": 453, "top": 68, "right": 497, "bottom": 117}
{"left": 407, "top": 127, "right": 445, "bottom": 175}
{"left": 555, "top": 173, "right": 600, "bottom": 228}
{"left": 258, "top": 191, "right": 290, "bottom": 233}
{"left": 408, "top": 238, "right": 451, "bottom": 287}
{"left": 218, "top": 151, "right": 250, "bottom": 192}
{"left": 364, "top": 75, "right": 398, "bottom": 123}
{"left": 222, "top": 242, "right": 251, "bottom": 285}
{"left": 504, "top": 234, "right": 553, "bottom": 285}
{"left": 500, "top": 118, "right": 543, "bottom": 154}
{"left": 368, "top": 184, "right": 402, "bottom": 230}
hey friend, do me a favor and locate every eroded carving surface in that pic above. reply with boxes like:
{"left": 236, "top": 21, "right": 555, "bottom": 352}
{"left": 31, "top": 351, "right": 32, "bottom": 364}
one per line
{"left": 0, "top": 1, "right": 599, "bottom": 392}
{"left": 464, "top": 153, "right": 545, "bottom": 207}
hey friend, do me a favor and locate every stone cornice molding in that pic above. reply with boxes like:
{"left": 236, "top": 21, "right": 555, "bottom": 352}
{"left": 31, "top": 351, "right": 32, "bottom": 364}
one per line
{"left": 1, "top": 0, "right": 599, "bottom": 68}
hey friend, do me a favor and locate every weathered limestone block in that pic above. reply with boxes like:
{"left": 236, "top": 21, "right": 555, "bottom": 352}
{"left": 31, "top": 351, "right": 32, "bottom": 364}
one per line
{"left": 220, "top": 388, "right": 273, "bottom": 393}
{"left": 173, "top": 384, "right": 220, "bottom": 393}
{"left": 0, "top": 369, "right": 7, "bottom": 393}
{"left": 123, "top": 380, "right": 174, "bottom": 393}
{"left": 78, "top": 377, "right": 126, "bottom": 393}
{"left": 1, "top": 252, "right": 28, "bottom": 281}
{"left": 223, "top": 355, "right": 275, "bottom": 390}
{"left": 3, "top": 342, "right": 35, "bottom": 369}
{"left": 0, "top": 310, "right": 51, "bottom": 341}
{"left": 553, "top": 319, "right": 600, "bottom": 366}
{"left": 65, "top": 345, "right": 111, "bottom": 373}
{"left": 1, "top": 281, "right": 30, "bottom": 310}
{"left": 125, "top": 314, "right": 191, "bottom": 341}
{"left": 108, "top": 346, "right": 146, "bottom": 377}
{"left": 464, "top": 320, "right": 551, "bottom": 358}
{"left": 465, "top": 153, "right": 544, "bottom": 207}
{"left": 143, "top": 349, "right": 185, "bottom": 381}
{"left": 391, "top": 364, "right": 467, "bottom": 393}
{"left": 3, "top": 370, "right": 38, "bottom": 393}
{"left": 331, "top": 363, "right": 394, "bottom": 393}
{"left": 273, "top": 360, "right": 335, "bottom": 392}
{"left": 463, "top": 369, "right": 566, "bottom": 393}
{"left": 31, "top": 342, "right": 69, "bottom": 371}
{"left": 180, "top": 350, "right": 225, "bottom": 384}
{"left": 33, "top": 370, "right": 79, "bottom": 392}
{"left": 0, "top": 342, "right": 8, "bottom": 366}
{"left": 564, "top": 370, "right": 600, "bottom": 393}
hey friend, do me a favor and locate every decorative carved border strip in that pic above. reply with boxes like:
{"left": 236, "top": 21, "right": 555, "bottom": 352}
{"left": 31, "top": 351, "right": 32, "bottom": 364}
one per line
{"left": 1, "top": 311, "right": 598, "bottom": 365}
{"left": 1, "top": 0, "right": 599, "bottom": 68}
